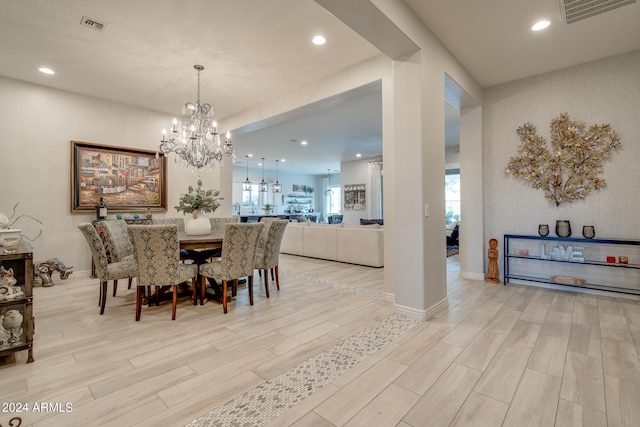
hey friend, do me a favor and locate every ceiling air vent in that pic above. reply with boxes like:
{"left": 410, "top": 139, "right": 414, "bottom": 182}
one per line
{"left": 80, "top": 16, "right": 107, "bottom": 32}
{"left": 559, "top": 0, "right": 636, "bottom": 24}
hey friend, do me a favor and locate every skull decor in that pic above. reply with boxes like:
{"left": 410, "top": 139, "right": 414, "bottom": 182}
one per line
{"left": 0, "top": 265, "right": 24, "bottom": 302}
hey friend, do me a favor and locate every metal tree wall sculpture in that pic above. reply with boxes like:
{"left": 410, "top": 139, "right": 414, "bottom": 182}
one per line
{"left": 504, "top": 113, "right": 621, "bottom": 206}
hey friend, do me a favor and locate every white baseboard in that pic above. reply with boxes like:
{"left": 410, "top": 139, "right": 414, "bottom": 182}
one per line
{"left": 394, "top": 304, "right": 425, "bottom": 321}
{"left": 394, "top": 297, "right": 448, "bottom": 322}
{"left": 461, "top": 271, "right": 485, "bottom": 281}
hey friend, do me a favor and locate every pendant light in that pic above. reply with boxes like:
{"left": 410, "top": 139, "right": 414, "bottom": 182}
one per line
{"left": 259, "top": 157, "right": 268, "bottom": 192}
{"left": 272, "top": 159, "right": 282, "bottom": 193}
{"left": 242, "top": 155, "right": 252, "bottom": 191}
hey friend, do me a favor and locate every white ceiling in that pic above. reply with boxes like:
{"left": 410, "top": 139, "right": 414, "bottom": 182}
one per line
{"left": 1, "top": 0, "right": 638, "bottom": 174}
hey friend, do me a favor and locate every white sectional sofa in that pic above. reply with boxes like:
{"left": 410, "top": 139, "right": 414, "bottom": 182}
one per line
{"left": 279, "top": 222, "right": 384, "bottom": 267}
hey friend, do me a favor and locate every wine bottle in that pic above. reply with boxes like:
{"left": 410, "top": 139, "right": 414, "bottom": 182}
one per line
{"left": 96, "top": 197, "right": 108, "bottom": 220}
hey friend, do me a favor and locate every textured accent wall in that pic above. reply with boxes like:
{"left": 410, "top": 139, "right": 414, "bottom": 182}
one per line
{"left": 483, "top": 50, "right": 640, "bottom": 266}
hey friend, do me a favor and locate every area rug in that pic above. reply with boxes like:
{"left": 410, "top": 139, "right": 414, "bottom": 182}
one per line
{"left": 447, "top": 246, "right": 459, "bottom": 257}
{"left": 185, "top": 315, "right": 419, "bottom": 427}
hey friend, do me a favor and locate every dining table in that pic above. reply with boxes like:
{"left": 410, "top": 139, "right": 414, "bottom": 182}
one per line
{"left": 178, "top": 230, "right": 225, "bottom": 305}
{"left": 178, "top": 230, "right": 224, "bottom": 250}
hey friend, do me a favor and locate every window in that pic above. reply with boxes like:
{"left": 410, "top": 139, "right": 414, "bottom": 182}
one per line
{"left": 445, "top": 169, "right": 460, "bottom": 225}
{"left": 329, "top": 186, "right": 341, "bottom": 214}
{"left": 242, "top": 184, "right": 271, "bottom": 208}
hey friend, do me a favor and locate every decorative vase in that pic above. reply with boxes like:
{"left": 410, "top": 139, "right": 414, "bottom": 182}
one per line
{"left": 538, "top": 224, "right": 549, "bottom": 236}
{"left": 186, "top": 210, "right": 211, "bottom": 235}
{"left": 145, "top": 208, "right": 153, "bottom": 219}
{"left": 2, "top": 309, "right": 24, "bottom": 344}
{"left": 556, "top": 220, "right": 572, "bottom": 237}
{"left": 582, "top": 225, "right": 595, "bottom": 239}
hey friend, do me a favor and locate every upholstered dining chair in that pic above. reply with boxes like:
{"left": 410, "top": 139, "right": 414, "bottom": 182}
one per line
{"left": 78, "top": 223, "right": 138, "bottom": 315}
{"left": 152, "top": 217, "right": 185, "bottom": 231}
{"left": 153, "top": 217, "right": 190, "bottom": 261}
{"left": 206, "top": 217, "right": 240, "bottom": 259}
{"left": 257, "top": 216, "right": 278, "bottom": 251}
{"left": 127, "top": 225, "right": 198, "bottom": 321}
{"left": 198, "top": 223, "right": 264, "bottom": 313}
{"left": 254, "top": 220, "right": 288, "bottom": 298}
{"left": 209, "top": 217, "right": 239, "bottom": 233}
{"left": 95, "top": 220, "right": 135, "bottom": 296}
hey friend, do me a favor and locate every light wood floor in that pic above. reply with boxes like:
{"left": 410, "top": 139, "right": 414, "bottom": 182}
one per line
{"left": 2, "top": 254, "right": 640, "bottom": 426}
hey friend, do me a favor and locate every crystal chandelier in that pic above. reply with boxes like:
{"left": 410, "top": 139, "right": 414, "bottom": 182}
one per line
{"left": 159, "top": 65, "right": 233, "bottom": 172}
{"left": 272, "top": 159, "right": 282, "bottom": 193}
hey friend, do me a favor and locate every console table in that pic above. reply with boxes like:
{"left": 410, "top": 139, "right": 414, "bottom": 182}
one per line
{"left": 504, "top": 234, "right": 640, "bottom": 295}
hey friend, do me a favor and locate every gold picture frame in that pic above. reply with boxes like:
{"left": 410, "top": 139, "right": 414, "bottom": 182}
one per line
{"left": 70, "top": 141, "right": 168, "bottom": 213}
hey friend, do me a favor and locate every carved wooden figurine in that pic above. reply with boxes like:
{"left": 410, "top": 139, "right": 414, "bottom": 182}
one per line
{"left": 486, "top": 238, "right": 500, "bottom": 284}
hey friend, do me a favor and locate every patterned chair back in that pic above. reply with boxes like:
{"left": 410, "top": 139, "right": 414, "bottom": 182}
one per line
{"left": 256, "top": 217, "right": 278, "bottom": 249}
{"left": 209, "top": 217, "right": 239, "bottom": 234}
{"left": 255, "top": 220, "right": 288, "bottom": 270}
{"left": 128, "top": 225, "right": 181, "bottom": 287}
{"left": 95, "top": 220, "right": 134, "bottom": 262}
{"left": 219, "top": 223, "right": 264, "bottom": 281}
{"left": 78, "top": 223, "right": 110, "bottom": 280}
{"left": 152, "top": 217, "right": 185, "bottom": 231}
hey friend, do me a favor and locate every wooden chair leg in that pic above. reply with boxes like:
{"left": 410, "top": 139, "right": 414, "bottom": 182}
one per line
{"left": 155, "top": 286, "right": 160, "bottom": 306}
{"left": 171, "top": 284, "right": 177, "bottom": 320}
{"left": 248, "top": 275, "right": 254, "bottom": 305}
{"left": 263, "top": 269, "right": 270, "bottom": 298}
{"left": 192, "top": 277, "right": 198, "bottom": 305}
{"left": 113, "top": 279, "right": 118, "bottom": 297}
{"left": 274, "top": 266, "right": 280, "bottom": 290}
{"left": 270, "top": 268, "right": 275, "bottom": 281}
{"left": 135, "top": 287, "right": 143, "bottom": 321}
{"left": 147, "top": 286, "right": 152, "bottom": 307}
{"left": 100, "top": 281, "right": 108, "bottom": 315}
{"left": 231, "top": 279, "right": 237, "bottom": 297}
{"left": 128, "top": 277, "right": 133, "bottom": 289}
{"left": 98, "top": 282, "right": 102, "bottom": 307}
{"left": 222, "top": 280, "right": 228, "bottom": 313}
{"left": 201, "top": 276, "right": 207, "bottom": 306}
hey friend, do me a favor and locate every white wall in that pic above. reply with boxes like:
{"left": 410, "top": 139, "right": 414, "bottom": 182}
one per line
{"left": 445, "top": 146, "right": 460, "bottom": 169}
{"left": 0, "top": 76, "right": 227, "bottom": 271}
{"left": 484, "top": 50, "right": 640, "bottom": 276}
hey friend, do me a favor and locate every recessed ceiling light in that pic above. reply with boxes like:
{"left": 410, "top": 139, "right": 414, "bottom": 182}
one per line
{"left": 280, "top": 158, "right": 286, "bottom": 162}
{"left": 38, "top": 67, "right": 55, "bottom": 75}
{"left": 247, "top": 153, "right": 253, "bottom": 157}
{"left": 531, "top": 20, "right": 550, "bottom": 31}
{"left": 356, "top": 153, "right": 362, "bottom": 158}
{"left": 301, "top": 140, "right": 308, "bottom": 145}
{"left": 312, "top": 35, "right": 326, "bottom": 45}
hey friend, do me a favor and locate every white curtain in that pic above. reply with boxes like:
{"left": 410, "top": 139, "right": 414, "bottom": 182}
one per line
{"left": 368, "top": 160, "right": 383, "bottom": 219}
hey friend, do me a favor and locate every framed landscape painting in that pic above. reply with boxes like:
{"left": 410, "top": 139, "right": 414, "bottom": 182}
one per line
{"left": 70, "top": 141, "right": 168, "bottom": 213}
